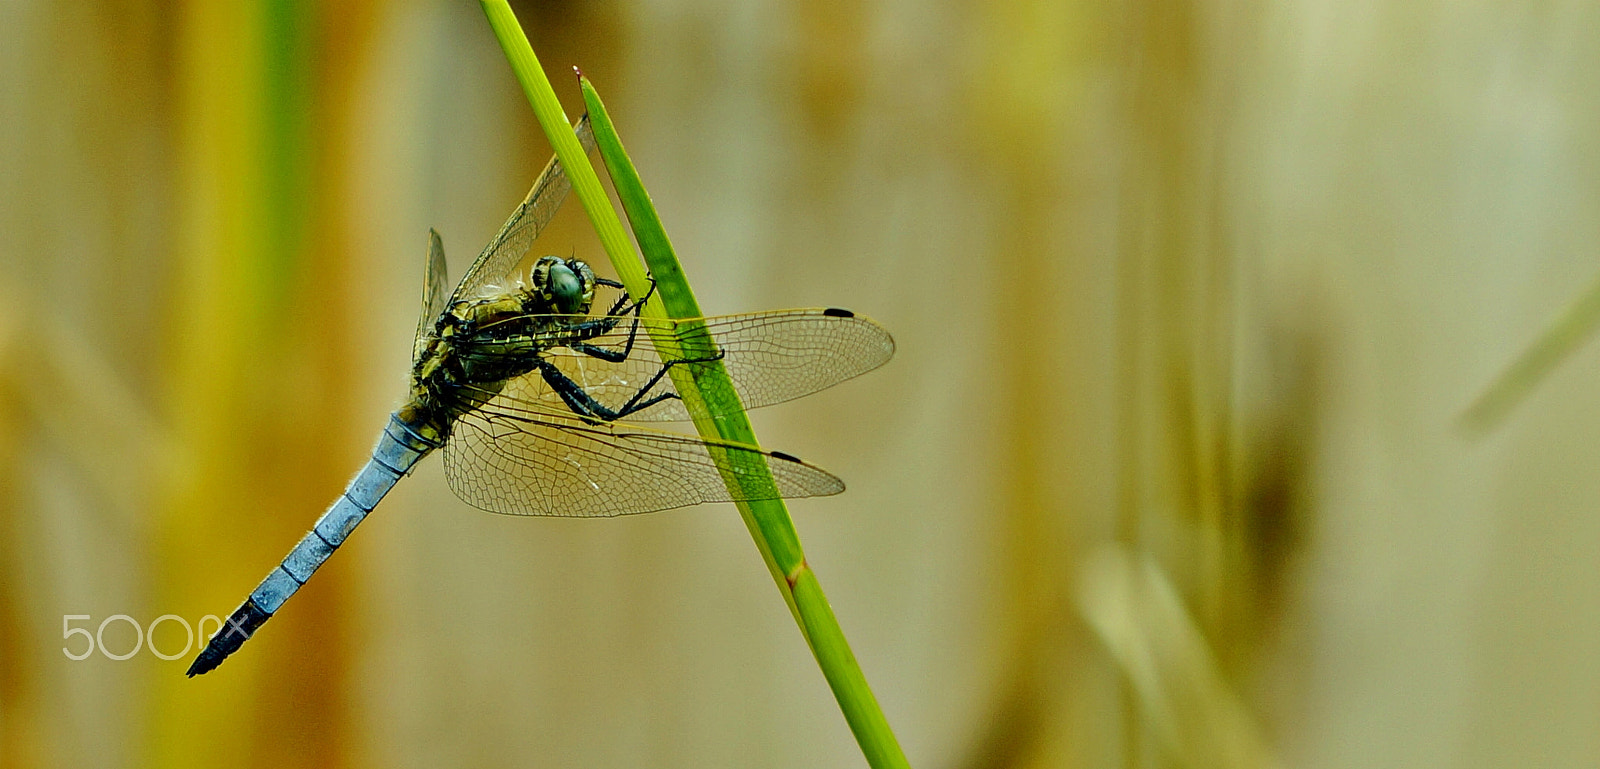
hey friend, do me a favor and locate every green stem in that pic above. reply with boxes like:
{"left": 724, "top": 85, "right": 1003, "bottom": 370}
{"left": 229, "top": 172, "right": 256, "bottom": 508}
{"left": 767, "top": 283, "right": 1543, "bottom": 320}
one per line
{"left": 479, "top": 1, "right": 644, "bottom": 295}
{"left": 581, "top": 76, "right": 908, "bottom": 769}
{"left": 478, "top": 3, "right": 908, "bottom": 766}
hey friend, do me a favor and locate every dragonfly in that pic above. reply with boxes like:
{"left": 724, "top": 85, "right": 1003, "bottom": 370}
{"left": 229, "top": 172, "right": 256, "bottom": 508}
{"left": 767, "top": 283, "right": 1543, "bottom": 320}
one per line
{"left": 186, "top": 117, "right": 894, "bottom": 676}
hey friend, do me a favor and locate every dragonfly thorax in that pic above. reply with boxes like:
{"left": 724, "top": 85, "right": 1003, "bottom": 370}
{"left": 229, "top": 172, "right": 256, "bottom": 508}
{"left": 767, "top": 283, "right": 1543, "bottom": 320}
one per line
{"left": 408, "top": 256, "right": 604, "bottom": 434}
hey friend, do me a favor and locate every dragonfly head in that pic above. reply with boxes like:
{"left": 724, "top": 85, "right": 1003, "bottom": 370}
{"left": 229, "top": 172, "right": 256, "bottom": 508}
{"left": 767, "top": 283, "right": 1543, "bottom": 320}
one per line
{"left": 528, "top": 255, "right": 597, "bottom": 315}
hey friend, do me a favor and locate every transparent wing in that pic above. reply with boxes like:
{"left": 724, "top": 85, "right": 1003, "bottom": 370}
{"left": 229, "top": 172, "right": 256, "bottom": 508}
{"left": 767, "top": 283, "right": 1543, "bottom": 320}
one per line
{"left": 483, "top": 308, "right": 895, "bottom": 422}
{"left": 442, "top": 390, "right": 844, "bottom": 517}
{"left": 414, "top": 228, "right": 450, "bottom": 361}
{"left": 447, "top": 115, "right": 597, "bottom": 307}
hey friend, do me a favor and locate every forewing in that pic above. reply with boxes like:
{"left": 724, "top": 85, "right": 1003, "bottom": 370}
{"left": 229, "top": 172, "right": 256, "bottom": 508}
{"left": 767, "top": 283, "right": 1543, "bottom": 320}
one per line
{"left": 447, "top": 116, "right": 598, "bottom": 306}
{"left": 441, "top": 389, "right": 844, "bottom": 517}
{"left": 492, "top": 309, "right": 896, "bottom": 422}
{"left": 414, "top": 228, "right": 450, "bottom": 361}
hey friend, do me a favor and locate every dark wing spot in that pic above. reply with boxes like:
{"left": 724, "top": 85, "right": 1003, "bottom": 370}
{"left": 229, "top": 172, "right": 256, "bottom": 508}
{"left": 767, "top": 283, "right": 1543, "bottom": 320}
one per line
{"left": 769, "top": 450, "right": 803, "bottom": 463}
{"left": 822, "top": 308, "right": 854, "bottom": 318}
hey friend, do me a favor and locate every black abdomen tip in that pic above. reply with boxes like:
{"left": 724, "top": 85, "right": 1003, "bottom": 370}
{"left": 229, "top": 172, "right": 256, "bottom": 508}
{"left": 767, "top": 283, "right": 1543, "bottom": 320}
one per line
{"left": 186, "top": 598, "right": 272, "bottom": 677}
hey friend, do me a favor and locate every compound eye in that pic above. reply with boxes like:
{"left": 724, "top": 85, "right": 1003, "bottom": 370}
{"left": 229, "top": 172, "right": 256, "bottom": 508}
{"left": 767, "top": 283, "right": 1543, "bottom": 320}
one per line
{"left": 548, "top": 262, "right": 585, "bottom": 314}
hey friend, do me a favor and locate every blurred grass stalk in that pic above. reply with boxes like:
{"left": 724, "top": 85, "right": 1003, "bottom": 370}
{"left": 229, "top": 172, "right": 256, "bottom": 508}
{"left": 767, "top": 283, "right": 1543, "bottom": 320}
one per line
{"left": 1461, "top": 269, "right": 1600, "bottom": 433}
{"left": 1079, "top": 546, "right": 1281, "bottom": 769}
{"left": 479, "top": 3, "right": 910, "bottom": 767}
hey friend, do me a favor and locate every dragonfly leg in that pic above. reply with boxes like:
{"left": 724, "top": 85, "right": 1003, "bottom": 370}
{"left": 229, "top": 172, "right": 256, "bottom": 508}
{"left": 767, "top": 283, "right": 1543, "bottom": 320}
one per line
{"left": 605, "top": 346, "right": 730, "bottom": 415}
{"left": 536, "top": 358, "right": 681, "bottom": 421}
{"left": 567, "top": 339, "right": 631, "bottom": 364}
{"left": 537, "top": 341, "right": 723, "bottom": 422}
{"left": 556, "top": 279, "right": 656, "bottom": 363}
{"left": 565, "top": 284, "right": 663, "bottom": 363}
{"left": 584, "top": 276, "right": 658, "bottom": 348}
{"left": 595, "top": 277, "right": 629, "bottom": 316}
{"left": 597, "top": 276, "right": 658, "bottom": 318}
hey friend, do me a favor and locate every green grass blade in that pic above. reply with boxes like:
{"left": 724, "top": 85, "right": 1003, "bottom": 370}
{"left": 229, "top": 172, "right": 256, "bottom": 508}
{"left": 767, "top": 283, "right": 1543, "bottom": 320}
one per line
{"left": 576, "top": 75, "right": 803, "bottom": 576}
{"left": 576, "top": 78, "right": 700, "bottom": 319}
{"left": 580, "top": 75, "right": 909, "bottom": 769}
{"left": 478, "top": 6, "right": 908, "bottom": 764}
{"left": 479, "top": 1, "right": 644, "bottom": 295}
{"left": 1461, "top": 270, "right": 1600, "bottom": 434}
{"left": 790, "top": 566, "right": 911, "bottom": 769}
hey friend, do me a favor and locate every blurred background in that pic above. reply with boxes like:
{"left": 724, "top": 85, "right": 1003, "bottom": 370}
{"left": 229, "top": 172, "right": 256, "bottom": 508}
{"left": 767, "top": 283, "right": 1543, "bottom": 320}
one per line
{"left": 5, "top": 0, "right": 1600, "bottom": 767}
